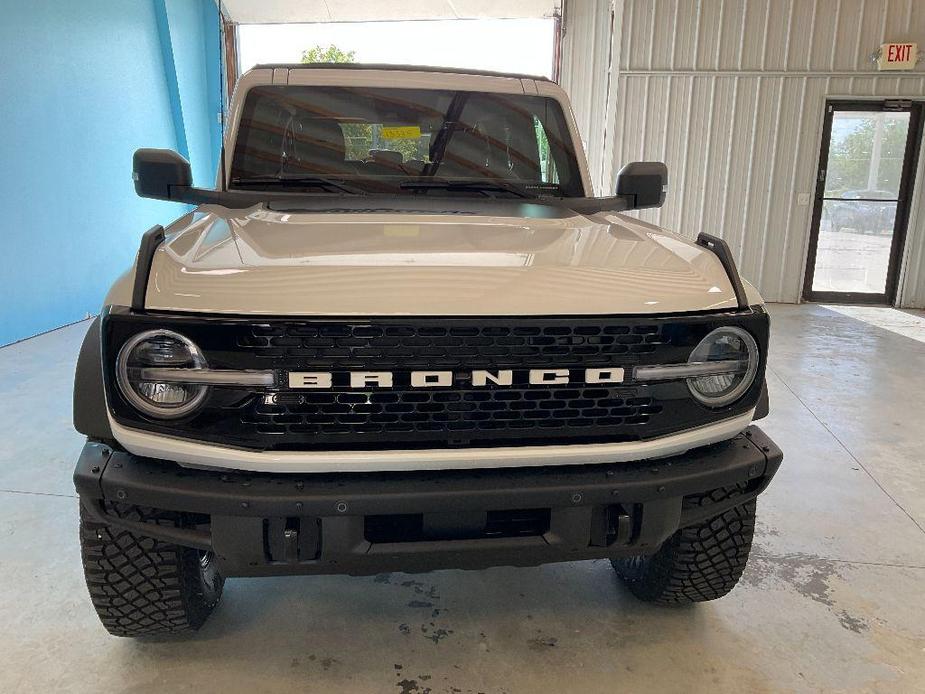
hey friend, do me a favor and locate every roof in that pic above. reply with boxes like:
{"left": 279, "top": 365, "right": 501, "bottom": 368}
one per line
{"left": 252, "top": 62, "right": 552, "bottom": 82}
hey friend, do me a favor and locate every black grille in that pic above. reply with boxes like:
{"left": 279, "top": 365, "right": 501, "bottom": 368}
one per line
{"left": 237, "top": 321, "right": 667, "bottom": 446}
{"left": 246, "top": 388, "right": 663, "bottom": 437}
{"left": 103, "top": 310, "right": 769, "bottom": 451}
{"left": 238, "top": 322, "right": 667, "bottom": 368}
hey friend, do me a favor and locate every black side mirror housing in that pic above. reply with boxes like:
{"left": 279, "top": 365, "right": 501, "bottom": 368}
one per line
{"left": 133, "top": 148, "right": 193, "bottom": 200}
{"left": 614, "top": 161, "right": 668, "bottom": 210}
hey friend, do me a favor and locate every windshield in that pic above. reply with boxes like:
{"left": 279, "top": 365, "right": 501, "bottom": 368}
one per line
{"left": 229, "top": 86, "right": 585, "bottom": 197}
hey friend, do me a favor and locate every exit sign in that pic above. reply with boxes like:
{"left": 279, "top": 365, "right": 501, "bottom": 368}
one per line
{"left": 877, "top": 43, "right": 918, "bottom": 70}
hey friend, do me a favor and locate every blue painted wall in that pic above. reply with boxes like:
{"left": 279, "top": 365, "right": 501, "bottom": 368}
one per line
{"left": 0, "top": 0, "right": 222, "bottom": 345}
{"left": 164, "top": 0, "right": 224, "bottom": 187}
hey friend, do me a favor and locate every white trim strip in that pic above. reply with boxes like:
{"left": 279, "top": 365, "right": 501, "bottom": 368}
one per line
{"left": 634, "top": 360, "right": 746, "bottom": 381}
{"left": 138, "top": 367, "right": 275, "bottom": 386}
{"left": 108, "top": 410, "right": 755, "bottom": 474}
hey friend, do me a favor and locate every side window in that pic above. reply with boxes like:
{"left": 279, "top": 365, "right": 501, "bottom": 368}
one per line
{"left": 533, "top": 115, "right": 559, "bottom": 184}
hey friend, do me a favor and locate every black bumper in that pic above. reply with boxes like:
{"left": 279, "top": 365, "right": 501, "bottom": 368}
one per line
{"left": 74, "top": 427, "right": 782, "bottom": 577}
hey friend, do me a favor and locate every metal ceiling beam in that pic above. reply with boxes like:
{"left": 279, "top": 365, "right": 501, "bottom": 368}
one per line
{"left": 221, "top": 0, "right": 558, "bottom": 25}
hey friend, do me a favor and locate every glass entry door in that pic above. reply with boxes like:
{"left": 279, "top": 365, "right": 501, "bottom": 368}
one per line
{"left": 804, "top": 101, "right": 922, "bottom": 303}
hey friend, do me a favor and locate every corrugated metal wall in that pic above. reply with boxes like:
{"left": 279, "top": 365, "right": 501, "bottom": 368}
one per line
{"left": 558, "top": 0, "right": 614, "bottom": 193}
{"left": 561, "top": 0, "right": 925, "bottom": 306}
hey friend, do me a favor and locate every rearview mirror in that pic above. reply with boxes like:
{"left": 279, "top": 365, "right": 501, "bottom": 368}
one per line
{"left": 614, "top": 161, "right": 668, "bottom": 210}
{"left": 133, "top": 148, "right": 192, "bottom": 201}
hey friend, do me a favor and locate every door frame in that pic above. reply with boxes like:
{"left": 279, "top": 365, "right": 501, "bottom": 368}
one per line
{"left": 802, "top": 99, "right": 924, "bottom": 305}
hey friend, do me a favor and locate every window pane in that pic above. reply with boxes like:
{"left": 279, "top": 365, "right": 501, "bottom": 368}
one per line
{"left": 533, "top": 115, "right": 559, "bottom": 184}
{"left": 812, "top": 199, "right": 898, "bottom": 294}
{"left": 230, "top": 86, "right": 584, "bottom": 196}
{"left": 825, "top": 111, "right": 910, "bottom": 199}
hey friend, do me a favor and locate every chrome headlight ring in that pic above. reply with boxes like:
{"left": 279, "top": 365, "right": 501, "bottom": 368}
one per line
{"left": 685, "top": 326, "right": 759, "bottom": 408}
{"left": 115, "top": 329, "right": 210, "bottom": 419}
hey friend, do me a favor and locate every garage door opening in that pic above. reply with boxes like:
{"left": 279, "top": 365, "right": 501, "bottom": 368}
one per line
{"left": 237, "top": 18, "right": 558, "bottom": 79}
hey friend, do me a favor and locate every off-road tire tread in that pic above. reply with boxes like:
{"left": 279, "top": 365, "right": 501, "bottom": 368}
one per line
{"left": 79, "top": 502, "right": 223, "bottom": 637}
{"left": 613, "top": 483, "right": 756, "bottom": 604}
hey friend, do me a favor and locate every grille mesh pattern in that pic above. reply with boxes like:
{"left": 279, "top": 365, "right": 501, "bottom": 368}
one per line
{"left": 237, "top": 323, "right": 667, "bottom": 368}
{"left": 245, "top": 388, "right": 664, "bottom": 437}
{"left": 233, "top": 321, "right": 669, "bottom": 445}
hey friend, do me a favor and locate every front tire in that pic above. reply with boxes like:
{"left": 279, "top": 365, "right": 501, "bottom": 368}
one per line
{"left": 612, "top": 484, "right": 756, "bottom": 604}
{"left": 79, "top": 502, "right": 224, "bottom": 637}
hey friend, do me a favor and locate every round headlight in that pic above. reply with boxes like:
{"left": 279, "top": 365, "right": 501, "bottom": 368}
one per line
{"left": 687, "top": 327, "right": 758, "bottom": 407}
{"left": 116, "top": 330, "right": 209, "bottom": 419}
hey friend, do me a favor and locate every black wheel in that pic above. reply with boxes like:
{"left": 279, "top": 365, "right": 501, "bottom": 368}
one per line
{"left": 612, "top": 484, "right": 756, "bottom": 605}
{"left": 79, "top": 501, "right": 224, "bottom": 637}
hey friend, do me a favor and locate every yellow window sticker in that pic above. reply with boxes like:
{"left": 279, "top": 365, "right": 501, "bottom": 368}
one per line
{"left": 380, "top": 126, "right": 421, "bottom": 140}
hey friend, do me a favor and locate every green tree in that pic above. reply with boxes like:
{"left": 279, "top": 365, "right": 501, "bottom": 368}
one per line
{"left": 301, "top": 45, "right": 371, "bottom": 159}
{"left": 300, "top": 44, "right": 356, "bottom": 64}
{"left": 298, "top": 45, "right": 425, "bottom": 165}
{"left": 827, "top": 117, "right": 908, "bottom": 194}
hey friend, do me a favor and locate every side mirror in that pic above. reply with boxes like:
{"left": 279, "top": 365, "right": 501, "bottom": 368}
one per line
{"left": 615, "top": 161, "right": 668, "bottom": 210}
{"left": 133, "top": 148, "right": 192, "bottom": 200}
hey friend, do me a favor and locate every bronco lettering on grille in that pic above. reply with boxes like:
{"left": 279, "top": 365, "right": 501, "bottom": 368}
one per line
{"left": 287, "top": 368, "right": 626, "bottom": 389}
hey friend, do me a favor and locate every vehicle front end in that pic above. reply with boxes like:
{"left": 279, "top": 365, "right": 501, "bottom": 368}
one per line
{"left": 73, "top": 65, "right": 781, "bottom": 637}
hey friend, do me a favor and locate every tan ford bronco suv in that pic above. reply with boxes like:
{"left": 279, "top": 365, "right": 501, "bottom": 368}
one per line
{"left": 73, "top": 64, "right": 782, "bottom": 637}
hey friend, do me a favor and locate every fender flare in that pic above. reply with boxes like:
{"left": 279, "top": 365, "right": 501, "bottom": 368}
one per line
{"left": 73, "top": 316, "right": 114, "bottom": 441}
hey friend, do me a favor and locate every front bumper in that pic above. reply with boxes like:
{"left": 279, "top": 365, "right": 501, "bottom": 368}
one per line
{"left": 74, "top": 427, "right": 782, "bottom": 577}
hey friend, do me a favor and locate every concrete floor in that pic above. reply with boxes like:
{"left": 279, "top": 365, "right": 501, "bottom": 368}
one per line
{"left": 1, "top": 304, "right": 924, "bottom": 693}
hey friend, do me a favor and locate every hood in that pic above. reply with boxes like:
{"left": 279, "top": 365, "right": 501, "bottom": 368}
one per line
{"left": 143, "top": 204, "right": 746, "bottom": 316}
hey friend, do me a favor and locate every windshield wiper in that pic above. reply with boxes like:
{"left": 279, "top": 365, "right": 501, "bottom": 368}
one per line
{"left": 231, "top": 175, "right": 365, "bottom": 195}
{"left": 399, "top": 179, "right": 533, "bottom": 199}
